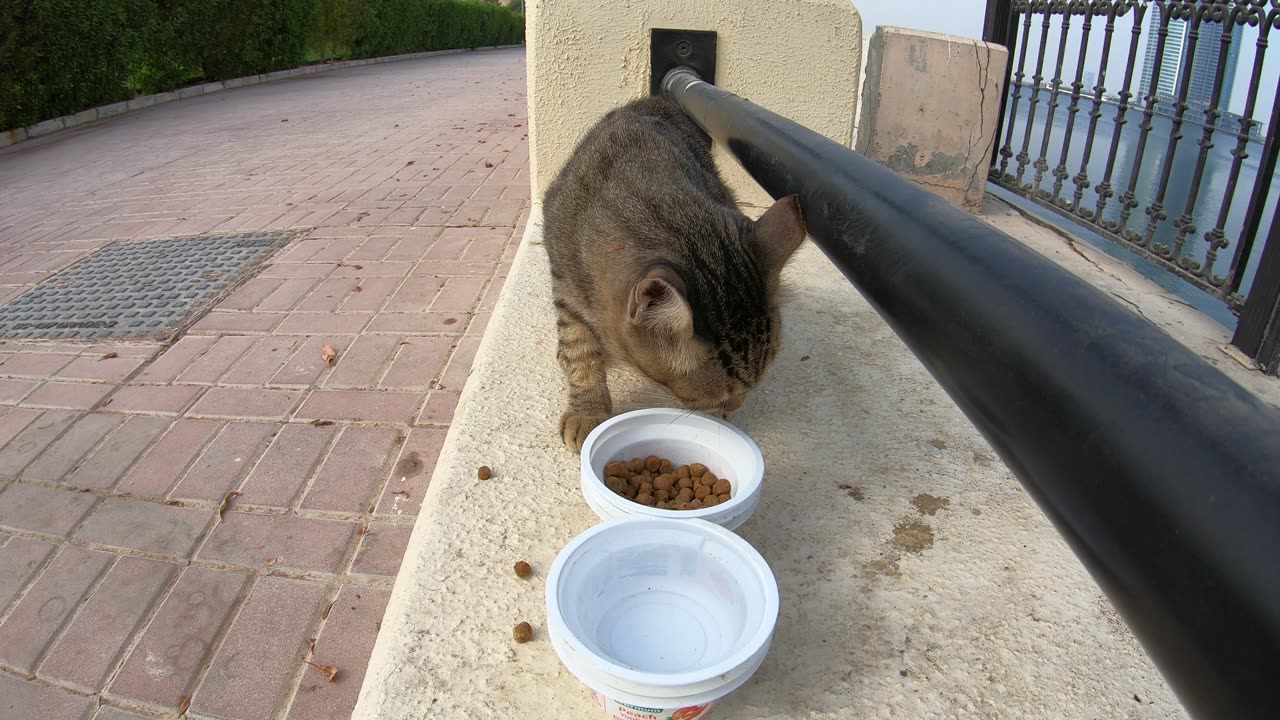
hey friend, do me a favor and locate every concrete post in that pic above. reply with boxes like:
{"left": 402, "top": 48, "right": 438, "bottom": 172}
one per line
{"left": 856, "top": 27, "right": 1009, "bottom": 213}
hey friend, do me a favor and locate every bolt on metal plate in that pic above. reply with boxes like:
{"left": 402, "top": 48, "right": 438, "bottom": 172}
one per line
{"left": 0, "top": 230, "right": 300, "bottom": 342}
{"left": 650, "top": 29, "right": 717, "bottom": 96}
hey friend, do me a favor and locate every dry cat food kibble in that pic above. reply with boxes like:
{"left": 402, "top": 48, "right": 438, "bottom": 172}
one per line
{"left": 604, "top": 456, "right": 731, "bottom": 510}
{"left": 477, "top": 465, "right": 492, "bottom": 480}
{"left": 513, "top": 560, "right": 533, "bottom": 578}
{"left": 513, "top": 621, "right": 534, "bottom": 643}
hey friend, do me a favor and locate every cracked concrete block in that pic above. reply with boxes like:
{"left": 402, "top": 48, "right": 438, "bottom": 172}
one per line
{"left": 857, "top": 27, "right": 1008, "bottom": 213}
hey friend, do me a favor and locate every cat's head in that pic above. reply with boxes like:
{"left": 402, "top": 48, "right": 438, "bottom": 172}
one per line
{"left": 622, "top": 195, "right": 807, "bottom": 412}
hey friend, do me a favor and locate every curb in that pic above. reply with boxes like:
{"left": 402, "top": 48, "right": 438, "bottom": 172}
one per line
{"left": 0, "top": 44, "right": 524, "bottom": 150}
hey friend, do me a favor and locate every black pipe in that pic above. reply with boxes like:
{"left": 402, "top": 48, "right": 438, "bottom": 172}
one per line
{"left": 662, "top": 67, "right": 1280, "bottom": 720}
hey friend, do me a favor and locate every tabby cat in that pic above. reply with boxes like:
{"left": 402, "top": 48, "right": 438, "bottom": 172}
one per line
{"left": 542, "top": 97, "right": 807, "bottom": 452}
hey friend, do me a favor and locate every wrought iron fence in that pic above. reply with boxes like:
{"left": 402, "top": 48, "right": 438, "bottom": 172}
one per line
{"left": 984, "top": 1, "right": 1280, "bottom": 371}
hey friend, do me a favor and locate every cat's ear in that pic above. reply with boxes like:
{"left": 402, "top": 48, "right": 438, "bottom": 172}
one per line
{"left": 752, "top": 195, "right": 807, "bottom": 275}
{"left": 627, "top": 269, "right": 692, "bottom": 337}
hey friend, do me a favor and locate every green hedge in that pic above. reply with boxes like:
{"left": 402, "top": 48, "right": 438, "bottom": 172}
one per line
{"left": 0, "top": 0, "right": 524, "bottom": 130}
{"left": 1, "top": 0, "right": 138, "bottom": 130}
{"left": 344, "top": 0, "right": 524, "bottom": 59}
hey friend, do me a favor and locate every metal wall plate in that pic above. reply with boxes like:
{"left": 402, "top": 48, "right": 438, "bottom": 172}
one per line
{"left": 0, "top": 231, "right": 299, "bottom": 342}
{"left": 650, "top": 29, "right": 717, "bottom": 96}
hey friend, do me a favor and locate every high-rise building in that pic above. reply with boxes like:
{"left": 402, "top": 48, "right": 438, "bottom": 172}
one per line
{"left": 1137, "top": 4, "right": 1242, "bottom": 110}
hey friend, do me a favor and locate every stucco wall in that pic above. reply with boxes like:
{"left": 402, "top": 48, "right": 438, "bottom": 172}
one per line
{"left": 526, "top": 0, "right": 863, "bottom": 207}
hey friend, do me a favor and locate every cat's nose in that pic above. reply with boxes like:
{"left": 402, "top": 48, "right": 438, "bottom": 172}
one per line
{"left": 723, "top": 395, "right": 745, "bottom": 412}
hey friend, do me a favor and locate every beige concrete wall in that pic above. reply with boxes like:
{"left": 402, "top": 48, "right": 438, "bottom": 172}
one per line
{"left": 857, "top": 26, "right": 1008, "bottom": 213}
{"left": 526, "top": 0, "right": 863, "bottom": 207}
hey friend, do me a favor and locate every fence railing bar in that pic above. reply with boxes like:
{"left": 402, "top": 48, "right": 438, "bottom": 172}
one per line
{"left": 1117, "top": 3, "right": 1172, "bottom": 239}
{"left": 1210, "top": 4, "right": 1269, "bottom": 295}
{"left": 1174, "top": 3, "right": 1236, "bottom": 278}
{"left": 984, "top": 0, "right": 1019, "bottom": 168}
{"left": 1144, "top": 6, "right": 1203, "bottom": 255}
{"left": 1070, "top": 1, "right": 1118, "bottom": 215}
{"left": 1234, "top": 206, "right": 1280, "bottom": 367}
{"left": 1016, "top": 10, "right": 1054, "bottom": 184}
{"left": 1226, "top": 7, "right": 1280, "bottom": 299}
{"left": 1232, "top": 111, "right": 1280, "bottom": 358}
{"left": 999, "top": 5, "right": 1034, "bottom": 176}
{"left": 1033, "top": 10, "right": 1073, "bottom": 193}
{"left": 1052, "top": 3, "right": 1092, "bottom": 205}
{"left": 1093, "top": 2, "right": 1147, "bottom": 223}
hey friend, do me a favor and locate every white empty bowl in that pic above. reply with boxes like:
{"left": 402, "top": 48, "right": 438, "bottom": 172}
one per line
{"left": 579, "top": 408, "right": 765, "bottom": 530}
{"left": 546, "top": 516, "right": 779, "bottom": 718}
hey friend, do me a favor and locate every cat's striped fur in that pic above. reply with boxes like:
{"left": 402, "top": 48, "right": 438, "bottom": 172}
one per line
{"left": 542, "top": 97, "right": 806, "bottom": 451}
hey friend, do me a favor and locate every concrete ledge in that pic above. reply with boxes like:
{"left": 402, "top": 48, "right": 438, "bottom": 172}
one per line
{"left": 70, "top": 108, "right": 98, "bottom": 127}
{"left": 97, "top": 101, "right": 129, "bottom": 119}
{"left": 0, "top": 128, "right": 27, "bottom": 148}
{"left": 353, "top": 207, "right": 1185, "bottom": 719}
{"left": 126, "top": 95, "right": 157, "bottom": 112}
{"left": 26, "top": 117, "right": 65, "bottom": 138}
{"left": 1, "top": 45, "right": 522, "bottom": 149}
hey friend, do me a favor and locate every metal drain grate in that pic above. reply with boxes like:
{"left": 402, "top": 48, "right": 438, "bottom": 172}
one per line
{"left": 0, "top": 231, "right": 298, "bottom": 341}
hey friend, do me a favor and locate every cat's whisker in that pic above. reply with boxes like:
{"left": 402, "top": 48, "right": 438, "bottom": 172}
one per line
{"left": 623, "top": 391, "right": 676, "bottom": 403}
{"left": 664, "top": 407, "right": 704, "bottom": 426}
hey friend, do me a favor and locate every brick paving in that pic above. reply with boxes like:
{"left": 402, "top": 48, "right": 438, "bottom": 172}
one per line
{"left": 0, "top": 48, "right": 529, "bottom": 720}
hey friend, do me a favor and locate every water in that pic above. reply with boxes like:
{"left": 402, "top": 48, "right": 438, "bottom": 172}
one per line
{"left": 996, "top": 87, "right": 1277, "bottom": 299}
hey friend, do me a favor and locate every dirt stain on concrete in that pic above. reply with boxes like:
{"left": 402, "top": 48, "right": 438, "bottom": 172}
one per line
{"left": 837, "top": 483, "right": 866, "bottom": 501}
{"left": 911, "top": 493, "right": 950, "bottom": 516}
{"left": 863, "top": 558, "right": 900, "bottom": 577}
{"left": 891, "top": 517, "right": 935, "bottom": 554}
{"left": 393, "top": 451, "right": 423, "bottom": 478}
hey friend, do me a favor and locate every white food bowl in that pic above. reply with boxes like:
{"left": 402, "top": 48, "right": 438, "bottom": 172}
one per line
{"left": 579, "top": 408, "right": 765, "bottom": 531}
{"left": 546, "top": 516, "right": 779, "bottom": 720}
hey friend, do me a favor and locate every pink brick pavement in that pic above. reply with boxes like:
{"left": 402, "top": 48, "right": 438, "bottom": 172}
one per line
{"left": 0, "top": 48, "right": 529, "bottom": 720}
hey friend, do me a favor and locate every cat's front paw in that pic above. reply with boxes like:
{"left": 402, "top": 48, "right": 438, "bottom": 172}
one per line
{"left": 560, "top": 408, "right": 610, "bottom": 453}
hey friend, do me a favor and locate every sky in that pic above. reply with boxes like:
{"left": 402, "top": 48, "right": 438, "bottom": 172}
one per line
{"left": 852, "top": 0, "right": 1280, "bottom": 121}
